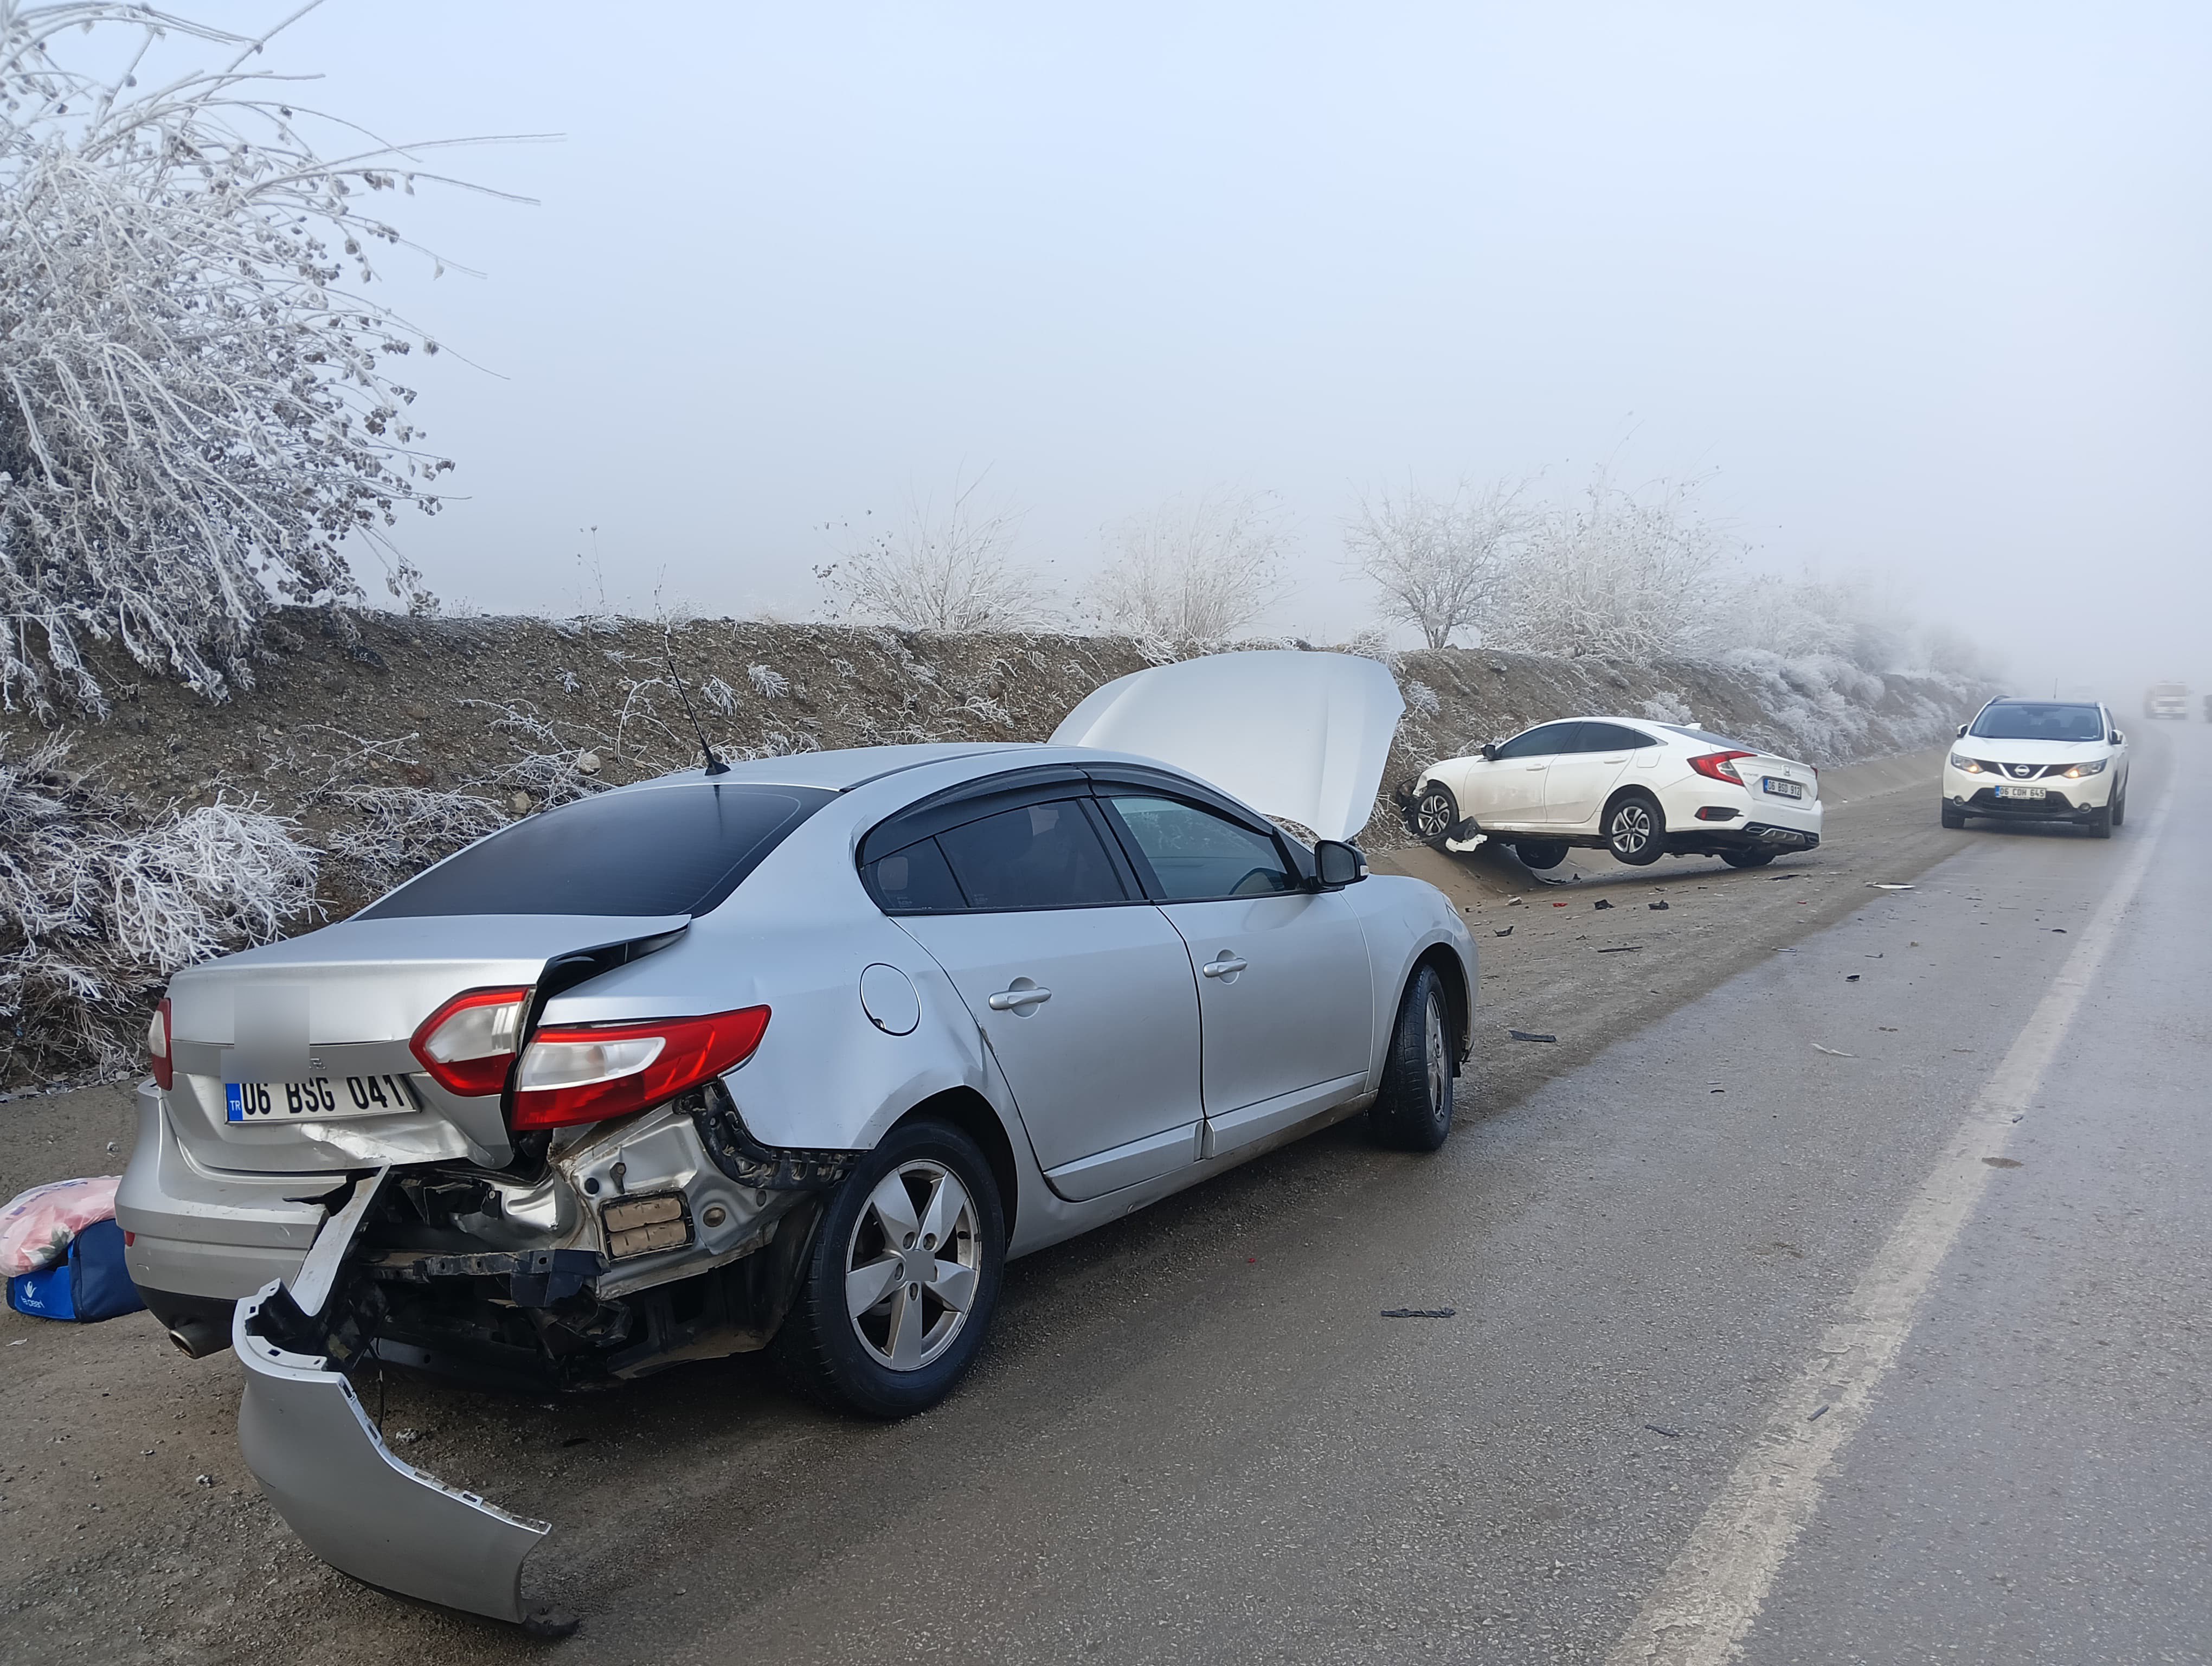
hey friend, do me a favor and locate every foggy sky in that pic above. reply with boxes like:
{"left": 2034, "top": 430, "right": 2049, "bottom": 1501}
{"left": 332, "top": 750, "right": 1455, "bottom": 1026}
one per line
{"left": 202, "top": 3, "right": 2208, "bottom": 695}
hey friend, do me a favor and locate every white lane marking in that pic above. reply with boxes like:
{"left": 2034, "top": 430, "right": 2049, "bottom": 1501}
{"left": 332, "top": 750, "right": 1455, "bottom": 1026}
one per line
{"left": 1606, "top": 777, "right": 2173, "bottom": 1666}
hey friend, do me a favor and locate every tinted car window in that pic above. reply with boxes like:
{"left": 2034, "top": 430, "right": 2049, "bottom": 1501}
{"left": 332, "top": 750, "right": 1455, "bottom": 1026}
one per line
{"left": 1577, "top": 722, "right": 1654, "bottom": 752}
{"left": 361, "top": 783, "right": 836, "bottom": 919}
{"left": 866, "top": 838, "right": 967, "bottom": 914}
{"left": 1968, "top": 702, "right": 2107, "bottom": 742}
{"left": 934, "top": 799, "right": 1129, "bottom": 911}
{"left": 1491, "top": 721, "right": 1581, "bottom": 761}
{"left": 1102, "top": 794, "right": 1299, "bottom": 901}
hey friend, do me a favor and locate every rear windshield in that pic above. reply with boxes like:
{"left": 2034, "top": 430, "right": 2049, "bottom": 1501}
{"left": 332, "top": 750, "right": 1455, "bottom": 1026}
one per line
{"left": 1664, "top": 725, "right": 1752, "bottom": 751}
{"left": 359, "top": 783, "right": 837, "bottom": 919}
{"left": 1968, "top": 703, "right": 2106, "bottom": 743}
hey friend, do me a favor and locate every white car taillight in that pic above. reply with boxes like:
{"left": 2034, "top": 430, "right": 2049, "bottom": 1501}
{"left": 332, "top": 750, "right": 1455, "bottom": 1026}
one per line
{"left": 148, "top": 997, "right": 173, "bottom": 1091}
{"left": 515, "top": 1034, "right": 666, "bottom": 1093}
{"left": 510, "top": 1007, "right": 770, "bottom": 1131}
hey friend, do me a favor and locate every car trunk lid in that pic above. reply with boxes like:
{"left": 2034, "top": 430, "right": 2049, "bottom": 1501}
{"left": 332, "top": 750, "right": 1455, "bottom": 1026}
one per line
{"left": 164, "top": 914, "right": 688, "bottom": 1174}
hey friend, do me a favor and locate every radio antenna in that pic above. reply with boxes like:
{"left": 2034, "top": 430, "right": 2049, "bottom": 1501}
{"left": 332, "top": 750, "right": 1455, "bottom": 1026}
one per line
{"left": 661, "top": 625, "right": 729, "bottom": 777}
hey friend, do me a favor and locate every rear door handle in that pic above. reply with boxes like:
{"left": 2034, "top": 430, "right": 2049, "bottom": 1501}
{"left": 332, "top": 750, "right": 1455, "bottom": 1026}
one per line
{"left": 1201, "top": 956, "right": 1248, "bottom": 979}
{"left": 987, "top": 985, "right": 1051, "bottom": 1011}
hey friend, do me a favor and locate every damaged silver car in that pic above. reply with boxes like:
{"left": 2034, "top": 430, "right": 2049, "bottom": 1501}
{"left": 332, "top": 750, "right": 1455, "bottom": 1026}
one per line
{"left": 117, "top": 651, "right": 1476, "bottom": 1625}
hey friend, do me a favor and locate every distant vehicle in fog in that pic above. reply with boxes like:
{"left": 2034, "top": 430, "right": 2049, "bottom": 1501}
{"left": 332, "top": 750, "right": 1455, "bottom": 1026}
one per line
{"left": 2143, "top": 682, "right": 2188, "bottom": 720}
{"left": 1943, "top": 698, "right": 2130, "bottom": 838}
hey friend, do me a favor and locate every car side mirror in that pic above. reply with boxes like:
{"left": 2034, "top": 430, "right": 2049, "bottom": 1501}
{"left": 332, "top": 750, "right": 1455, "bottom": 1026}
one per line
{"left": 1480, "top": 742, "right": 1499, "bottom": 761}
{"left": 1954, "top": 723, "right": 1968, "bottom": 739}
{"left": 1313, "top": 839, "right": 1367, "bottom": 889}
{"left": 2111, "top": 729, "right": 2125, "bottom": 746}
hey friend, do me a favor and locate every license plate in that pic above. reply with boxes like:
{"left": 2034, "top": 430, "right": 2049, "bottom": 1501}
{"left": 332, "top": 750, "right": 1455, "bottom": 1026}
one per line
{"left": 226, "top": 1074, "right": 425, "bottom": 1122}
{"left": 1996, "top": 784, "right": 2046, "bottom": 800}
{"left": 1762, "top": 777, "right": 1804, "bottom": 799}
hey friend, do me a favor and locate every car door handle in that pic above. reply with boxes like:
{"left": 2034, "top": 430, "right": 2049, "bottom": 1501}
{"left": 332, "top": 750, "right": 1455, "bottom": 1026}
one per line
{"left": 1201, "top": 956, "right": 1248, "bottom": 978}
{"left": 987, "top": 985, "right": 1051, "bottom": 1011}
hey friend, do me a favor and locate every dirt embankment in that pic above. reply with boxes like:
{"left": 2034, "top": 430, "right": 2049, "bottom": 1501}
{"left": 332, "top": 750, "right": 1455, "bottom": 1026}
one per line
{"left": 4, "top": 609, "right": 1981, "bottom": 847}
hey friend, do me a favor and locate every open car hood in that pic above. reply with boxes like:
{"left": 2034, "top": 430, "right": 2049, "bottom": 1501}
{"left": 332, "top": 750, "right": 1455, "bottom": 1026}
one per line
{"left": 1050, "top": 650, "right": 1404, "bottom": 843}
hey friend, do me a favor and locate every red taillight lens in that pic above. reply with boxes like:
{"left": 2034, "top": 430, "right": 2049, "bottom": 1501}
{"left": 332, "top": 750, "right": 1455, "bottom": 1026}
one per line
{"left": 511, "top": 1006, "right": 770, "bottom": 1131}
{"left": 1689, "top": 749, "right": 1756, "bottom": 784}
{"left": 148, "top": 997, "right": 173, "bottom": 1091}
{"left": 409, "top": 986, "right": 531, "bottom": 1097}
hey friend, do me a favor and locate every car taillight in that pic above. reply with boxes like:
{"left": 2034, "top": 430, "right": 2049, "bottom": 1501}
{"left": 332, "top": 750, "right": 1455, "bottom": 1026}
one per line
{"left": 1689, "top": 749, "right": 1756, "bottom": 784}
{"left": 148, "top": 997, "right": 173, "bottom": 1091}
{"left": 409, "top": 986, "right": 531, "bottom": 1097}
{"left": 511, "top": 1006, "right": 770, "bottom": 1131}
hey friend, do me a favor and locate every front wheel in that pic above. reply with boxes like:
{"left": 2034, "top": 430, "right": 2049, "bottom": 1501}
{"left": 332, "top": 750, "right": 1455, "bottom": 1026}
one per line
{"left": 2112, "top": 789, "right": 2127, "bottom": 828}
{"left": 1405, "top": 780, "right": 1460, "bottom": 845}
{"left": 771, "top": 1117, "right": 1005, "bottom": 1419}
{"left": 1940, "top": 801, "right": 1967, "bottom": 829}
{"left": 1604, "top": 792, "right": 1666, "bottom": 866}
{"left": 2086, "top": 804, "right": 2113, "bottom": 840}
{"left": 1367, "top": 965, "right": 1455, "bottom": 1152}
{"left": 1721, "top": 847, "right": 1776, "bottom": 869}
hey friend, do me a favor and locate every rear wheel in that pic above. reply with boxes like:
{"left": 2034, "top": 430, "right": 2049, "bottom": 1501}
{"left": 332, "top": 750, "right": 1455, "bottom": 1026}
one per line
{"left": 771, "top": 1117, "right": 1005, "bottom": 1419}
{"left": 1721, "top": 847, "right": 1776, "bottom": 869}
{"left": 1604, "top": 792, "right": 1666, "bottom": 866}
{"left": 1514, "top": 840, "right": 1568, "bottom": 870}
{"left": 2086, "top": 804, "right": 2113, "bottom": 840}
{"left": 1367, "top": 965, "right": 1455, "bottom": 1152}
{"left": 1940, "top": 801, "right": 1967, "bottom": 829}
{"left": 1406, "top": 781, "right": 1459, "bottom": 845}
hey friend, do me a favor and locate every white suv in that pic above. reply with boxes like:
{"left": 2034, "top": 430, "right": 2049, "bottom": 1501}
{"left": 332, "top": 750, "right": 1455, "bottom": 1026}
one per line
{"left": 1942, "top": 697, "right": 2129, "bottom": 838}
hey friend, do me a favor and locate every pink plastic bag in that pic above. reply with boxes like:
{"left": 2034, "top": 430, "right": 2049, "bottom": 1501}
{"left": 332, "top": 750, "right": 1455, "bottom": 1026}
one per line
{"left": 0, "top": 1176, "right": 122, "bottom": 1276}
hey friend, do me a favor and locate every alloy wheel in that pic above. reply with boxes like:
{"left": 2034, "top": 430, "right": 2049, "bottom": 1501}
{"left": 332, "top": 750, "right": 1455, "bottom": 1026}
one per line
{"left": 1410, "top": 786, "right": 1456, "bottom": 841}
{"left": 844, "top": 1161, "right": 980, "bottom": 1372}
{"left": 1610, "top": 802, "right": 1655, "bottom": 857}
{"left": 1423, "top": 993, "right": 1449, "bottom": 1117}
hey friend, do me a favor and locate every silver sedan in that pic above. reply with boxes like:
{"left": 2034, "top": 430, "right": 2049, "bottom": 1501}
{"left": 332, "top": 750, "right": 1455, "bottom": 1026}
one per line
{"left": 120, "top": 651, "right": 1476, "bottom": 1626}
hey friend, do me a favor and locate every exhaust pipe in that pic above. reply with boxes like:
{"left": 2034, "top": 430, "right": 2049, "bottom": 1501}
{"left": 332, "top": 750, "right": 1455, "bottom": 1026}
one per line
{"left": 166, "top": 1316, "right": 227, "bottom": 1358}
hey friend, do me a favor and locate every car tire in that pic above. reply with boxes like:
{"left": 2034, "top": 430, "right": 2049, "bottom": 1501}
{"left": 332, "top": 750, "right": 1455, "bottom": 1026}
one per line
{"left": 1721, "top": 848, "right": 1776, "bottom": 869}
{"left": 2112, "top": 789, "right": 2127, "bottom": 828}
{"left": 1603, "top": 791, "right": 1666, "bottom": 867}
{"left": 1367, "top": 965, "right": 1455, "bottom": 1153}
{"left": 1405, "top": 780, "right": 1460, "bottom": 845}
{"left": 1514, "top": 840, "right": 1568, "bottom": 870}
{"left": 770, "top": 1117, "right": 1005, "bottom": 1419}
{"left": 1940, "top": 802, "right": 1967, "bottom": 829}
{"left": 2086, "top": 805, "right": 2113, "bottom": 840}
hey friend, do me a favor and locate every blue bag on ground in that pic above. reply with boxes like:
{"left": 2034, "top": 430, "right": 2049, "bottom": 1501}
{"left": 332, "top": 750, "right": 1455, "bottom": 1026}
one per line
{"left": 7, "top": 1218, "right": 146, "bottom": 1322}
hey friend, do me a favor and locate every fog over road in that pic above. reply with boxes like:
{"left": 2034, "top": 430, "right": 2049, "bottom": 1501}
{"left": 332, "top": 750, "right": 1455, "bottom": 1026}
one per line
{"left": 3, "top": 727, "right": 2203, "bottom": 1662}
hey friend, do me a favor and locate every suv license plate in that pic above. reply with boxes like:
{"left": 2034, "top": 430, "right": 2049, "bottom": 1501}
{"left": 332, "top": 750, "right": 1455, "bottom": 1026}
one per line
{"left": 1996, "top": 784, "right": 2046, "bottom": 800}
{"left": 1762, "top": 777, "right": 1804, "bottom": 799}
{"left": 226, "top": 1075, "right": 425, "bottom": 1122}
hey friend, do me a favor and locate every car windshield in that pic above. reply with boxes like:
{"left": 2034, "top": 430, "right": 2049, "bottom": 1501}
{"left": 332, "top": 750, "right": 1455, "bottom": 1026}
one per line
{"left": 1968, "top": 703, "right": 2106, "bottom": 743}
{"left": 360, "top": 782, "right": 837, "bottom": 918}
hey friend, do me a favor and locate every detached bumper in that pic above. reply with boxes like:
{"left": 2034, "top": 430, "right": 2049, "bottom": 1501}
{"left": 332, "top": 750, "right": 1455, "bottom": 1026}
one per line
{"left": 234, "top": 1287, "right": 550, "bottom": 1622}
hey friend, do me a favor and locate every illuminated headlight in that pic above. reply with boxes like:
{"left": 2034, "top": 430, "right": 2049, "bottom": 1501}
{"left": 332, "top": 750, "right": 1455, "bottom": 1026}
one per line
{"left": 1948, "top": 753, "right": 1985, "bottom": 773}
{"left": 2060, "top": 758, "right": 2108, "bottom": 778}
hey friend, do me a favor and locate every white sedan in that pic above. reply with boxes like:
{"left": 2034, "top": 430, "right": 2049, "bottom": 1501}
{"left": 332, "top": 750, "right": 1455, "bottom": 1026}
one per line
{"left": 1403, "top": 717, "right": 1823, "bottom": 870}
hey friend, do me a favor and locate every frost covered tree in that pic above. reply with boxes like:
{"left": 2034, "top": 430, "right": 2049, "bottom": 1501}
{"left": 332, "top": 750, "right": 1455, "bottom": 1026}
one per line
{"left": 1090, "top": 490, "right": 1289, "bottom": 651}
{"left": 1487, "top": 472, "right": 1734, "bottom": 659}
{"left": 0, "top": 1, "right": 518, "bottom": 714}
{"left": 1346, "top": 478, "right": 1525, "bottom": 649}
{"left": 818, "top": 477, "right": 1052, "bottom": 633}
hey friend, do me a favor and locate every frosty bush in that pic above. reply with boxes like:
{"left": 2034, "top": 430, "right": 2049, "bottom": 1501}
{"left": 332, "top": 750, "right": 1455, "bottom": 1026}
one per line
{"left": 819, "top": 479, "right": 1051, "bottom": 633}
{"left": 1091, "top": 491, "right": 1289, "bottom": 651}
{"left": 0, "top": 738, "right": 317, "bottom": 1081}
{"left": 1347, "top": 479, "right": 1525, "bottom": 650}
{"left": 0, "top": 2, "right": 517, "bottom": 713}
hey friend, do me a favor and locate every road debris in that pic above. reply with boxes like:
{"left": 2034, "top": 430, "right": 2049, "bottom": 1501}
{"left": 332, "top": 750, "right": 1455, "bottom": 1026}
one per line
{"left": 1596, "top": 945, "right": 1642, "bottom": 953}
{"left": 1648, "top": 900, "right": 1669, "bottom": 911}
{"left": 1494, "top": 926, "right": 1514, "bottom": 937}
{"left": 1845, "top": 973, "right": 1860, "bottom": 982}
{"left": 1506, "top": 896, "right": 1524, "bottom": 907}
{"left": 1808, "top": 1405, "right": 1830, "bottom": 1422}
{"left": 1812, "top": 1043, "right": 1855, "bottom": 1058}
{"left": 1594, "top": 898, "right": 1613, "bottom": 910}
{"left": 1982, "top": 1157, "right": 2023, "bottom": 1169}
{"left": 1380, "top": 1308, "right": 1457, "bottom": 1319}
{"left": 1866, "top": 882, "right": 1915, "bottom": 890}
{"left": 1644, "top": 1424, "right": 1682, "bottom": 1439}
{"left": 1508, "top": 1029, "right": 1558, "bottom": 1043}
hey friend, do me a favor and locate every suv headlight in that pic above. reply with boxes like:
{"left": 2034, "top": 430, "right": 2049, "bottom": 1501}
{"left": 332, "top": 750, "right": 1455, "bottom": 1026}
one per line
{"left": 2061, "top": 758, "right": 2107, "bottom": 778}
{"left": 1948, "top": 753, "right": 1985, "bottom": 773}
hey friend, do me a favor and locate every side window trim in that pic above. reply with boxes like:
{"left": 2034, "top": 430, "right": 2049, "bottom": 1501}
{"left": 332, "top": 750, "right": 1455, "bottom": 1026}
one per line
{"left": 869, "top": 796, "right": 1147, "bottom": 916}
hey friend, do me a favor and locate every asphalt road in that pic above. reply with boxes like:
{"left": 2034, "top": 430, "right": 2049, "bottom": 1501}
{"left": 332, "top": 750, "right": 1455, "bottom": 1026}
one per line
{"left": 3, "top": 731, "right": 2203, "bottom": 1663}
